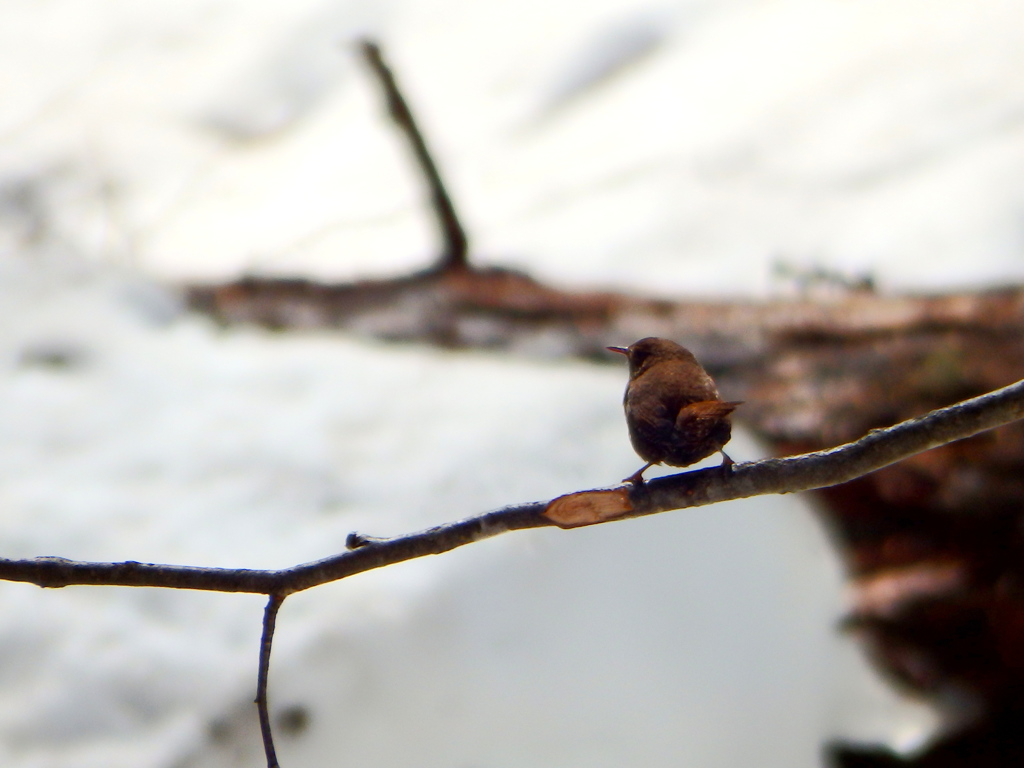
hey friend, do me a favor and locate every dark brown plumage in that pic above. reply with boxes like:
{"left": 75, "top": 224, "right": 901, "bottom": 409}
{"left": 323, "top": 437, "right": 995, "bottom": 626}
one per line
{"left": 608, "top": 337, "right": 741, "bottom": 484}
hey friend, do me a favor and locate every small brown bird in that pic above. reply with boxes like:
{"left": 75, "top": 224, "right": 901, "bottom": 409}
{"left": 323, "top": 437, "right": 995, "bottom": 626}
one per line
{"left": 608, "top": 337, "right": 741, "bottom": 484}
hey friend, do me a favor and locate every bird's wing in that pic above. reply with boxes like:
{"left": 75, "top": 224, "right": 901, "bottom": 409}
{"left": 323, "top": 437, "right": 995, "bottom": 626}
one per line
{"left": 627, "top": 399, "right": 678, "bottom": 445}
{"left": 674, "top": 400, "right": 742, "bottom": 441}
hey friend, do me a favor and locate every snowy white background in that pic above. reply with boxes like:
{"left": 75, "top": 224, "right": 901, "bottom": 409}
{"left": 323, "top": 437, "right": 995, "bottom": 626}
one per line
{"left": 2, "top": 0, "right": 1023, "bottom": 766}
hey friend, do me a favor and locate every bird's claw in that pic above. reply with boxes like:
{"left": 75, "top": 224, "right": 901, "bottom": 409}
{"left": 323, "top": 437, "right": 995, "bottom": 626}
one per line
{"left": 719, "top": 451, "right": 735, "bottom": 475}
{"left": 623, "top": 461, "right": 655, "bottom": 486}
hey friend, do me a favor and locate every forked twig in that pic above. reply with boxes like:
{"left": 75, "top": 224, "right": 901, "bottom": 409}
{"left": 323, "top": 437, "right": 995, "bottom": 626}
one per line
{"left": 2, "top": 377, "right": 1022, "bottom": 593}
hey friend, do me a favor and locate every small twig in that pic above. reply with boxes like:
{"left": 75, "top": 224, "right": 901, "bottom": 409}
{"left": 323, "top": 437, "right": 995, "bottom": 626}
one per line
{"left": 256, "top": 594, "right": 286, "bottom": 768}
{"left": 1, "top": 377, "right": 1023, "bottom": 594}
{"left": 358, "top": 39, "right": 469, "bottom": 272}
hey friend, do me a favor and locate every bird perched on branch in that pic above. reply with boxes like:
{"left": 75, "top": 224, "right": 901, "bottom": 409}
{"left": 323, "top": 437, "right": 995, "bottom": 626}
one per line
{"left": 608, "top": 337, "right": 741, "bottom": 484}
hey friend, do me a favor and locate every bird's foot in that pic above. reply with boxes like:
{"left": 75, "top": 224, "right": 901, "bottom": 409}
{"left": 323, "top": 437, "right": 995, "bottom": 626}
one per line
{"left": 719, "top": 451, "right": 735, "bottom": 476}
{"left": 623, "top": 462, "right": 655, "bottom": 486}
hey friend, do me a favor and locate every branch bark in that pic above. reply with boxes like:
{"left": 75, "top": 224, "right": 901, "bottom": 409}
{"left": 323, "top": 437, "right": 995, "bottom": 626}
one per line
{"left": 2, "top": 377, "right": 1022, "bottom": 596}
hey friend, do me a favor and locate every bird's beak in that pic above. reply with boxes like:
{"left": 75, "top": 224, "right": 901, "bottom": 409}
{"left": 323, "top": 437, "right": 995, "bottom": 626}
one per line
{"left": 606, "top": 346, "right": 629, "bottom": 356}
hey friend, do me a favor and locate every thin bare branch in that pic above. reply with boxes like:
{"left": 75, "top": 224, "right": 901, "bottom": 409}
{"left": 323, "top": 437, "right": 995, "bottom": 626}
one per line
{"left": 1, "top": 378, "right": 1022, "bottom": 594}
{"left": 256, "top": 594, "right": 285, "bottom": 768}
{"left": 358, "top": 39, "right": 469, "bottom": 272}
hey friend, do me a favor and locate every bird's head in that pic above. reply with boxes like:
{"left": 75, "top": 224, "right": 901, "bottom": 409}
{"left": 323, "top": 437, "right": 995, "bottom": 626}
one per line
{"left": 607, "top": 337, "right": 698, "bottom": 378}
